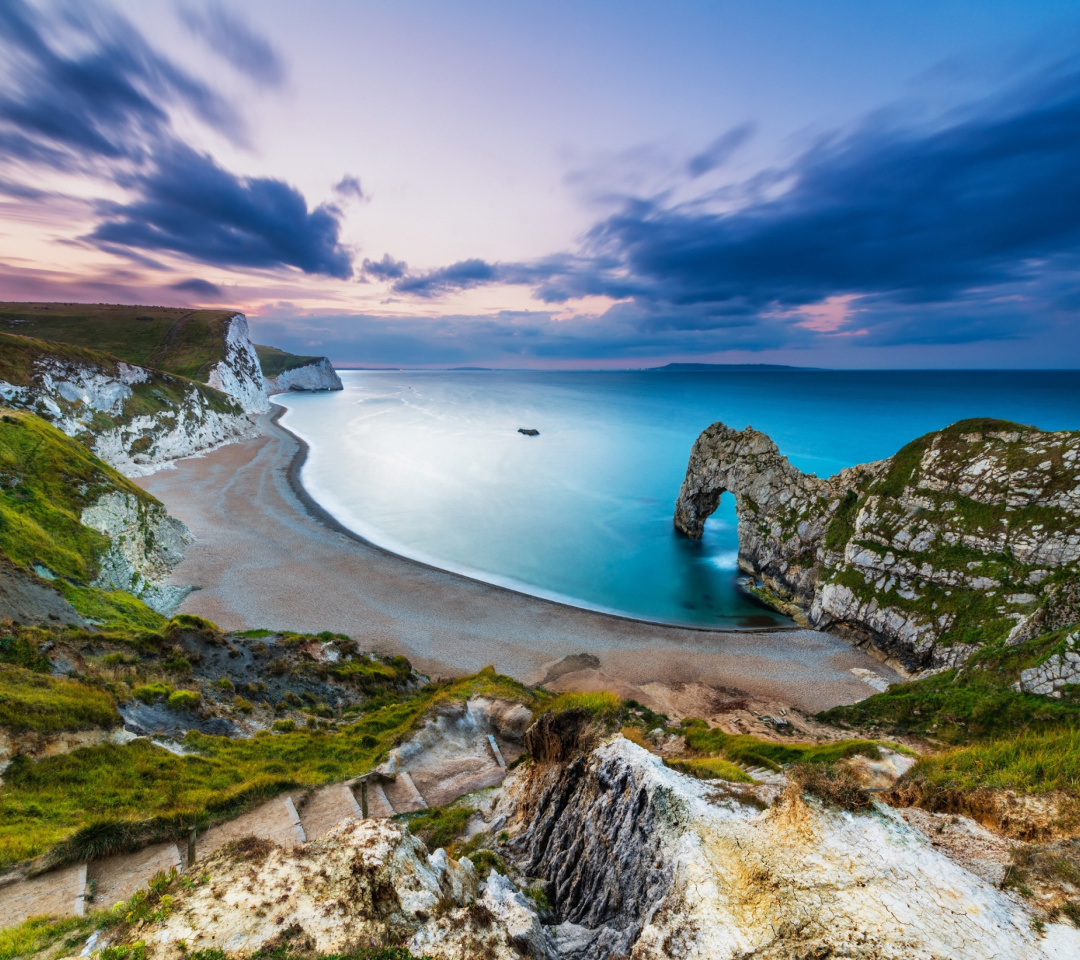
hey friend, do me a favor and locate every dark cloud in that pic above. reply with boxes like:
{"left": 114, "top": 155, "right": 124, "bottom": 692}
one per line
{"left": 685, "top": 122, "right": 755, "bottom": 178}
{"left": 178, "top": 2, "right": 286, "bottom": 87}
{"left": 381, "top": 57, "right": 1080, "bottom": 349}
{"left": 362, "top": 254, "right": 408, "bottom": 280}
{"left": 89, "top": 145, "right": 353, "bottom": 278}
{"left": 170, "top": 277, "right": 223, "bottom": 298}
{"left": 333, "top": 175, "right": 366, "bottom": 201}
{"left": 0, "top": 0, "right": 242, "bottom": 168}
{"left": 0, "top": 0, "right": 352, "bottom": 279}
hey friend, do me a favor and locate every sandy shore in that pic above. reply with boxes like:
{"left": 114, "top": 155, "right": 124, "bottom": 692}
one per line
{"left": 136, "top": 410, "right": 901, "bottom": 713}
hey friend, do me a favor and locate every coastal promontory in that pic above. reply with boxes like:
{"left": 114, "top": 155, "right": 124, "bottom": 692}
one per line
{"left": 675, "top": 418, "right": 1080, "bottom": 672}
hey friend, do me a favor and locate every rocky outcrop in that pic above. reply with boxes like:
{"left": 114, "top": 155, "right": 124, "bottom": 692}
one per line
{"left": 112, "top": 819, "right": 556, "bottom": 960}
{"left": 206, "top": 314, "right": 270, "bottom": 413}
{"left": 492, "top": 733, "right": 1079, "bottom": 959}
{"left": 675, "top": 419, "right": 1080, "bottom": 672}
{"left": 1014, "top": 630, "right": 1080, "bottom": 698}
{"left": 264, "top": 356, "right": 343, "bottom": 394}
{"left": 0, "top": 727, "right": 129, "bottom": 778}
{"left": 0, "top": 333, "right": 258, "bottom": 477}
{"left": 80, "top": 492, "right": 193, "bottom": 615}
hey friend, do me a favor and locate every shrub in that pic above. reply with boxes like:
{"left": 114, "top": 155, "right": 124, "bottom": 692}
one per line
{"left": 543, "top": 690, "right": 621, "bottom": 720}
{"left": 790, "top": 762, "right": 873, "bottom": 812}
{"left": 216, "top": 677, "right": 234, "bottom": 692}
{"left": 271, "top": 719, "right": 296, "bottom": 733}
{"left": 233, "top": 696, "right": 254, "bottom": 714}
{"left": 134, "top": 681, "right": 173, "bottom": 704}
{"left": 167, "top": 690, "right": 200, "bottom": 710}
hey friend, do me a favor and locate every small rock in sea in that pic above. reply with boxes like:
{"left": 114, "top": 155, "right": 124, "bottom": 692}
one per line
{"left": 518, "top": 428, "right": 540, "bottom": 436}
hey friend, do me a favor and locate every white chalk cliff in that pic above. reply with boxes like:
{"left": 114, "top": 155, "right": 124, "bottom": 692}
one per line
{"left": 264, "top": 356, "right": 343, "bottom": 394}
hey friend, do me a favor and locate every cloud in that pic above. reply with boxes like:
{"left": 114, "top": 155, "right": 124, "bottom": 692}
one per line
{"left": 685, "top": 122, "right": 755, "bottom": 178}
{"left": 170, "top": 277, "right": 223, "bottom": 298}
{"left": 89, "top": 145, "right": 353, "bottom": 278}
{"left": 383, "top": 56, "right": 1080, "bottom": 348}
{"left": 178, "top": 1, "right": 286, "bottom": 86}
{"left": 362, "top": 254, "right": 408, "bottom": 280}
{"left": 0, "top": 0, "right": 352, "bottom": 279}
{"left": 0, "top": 0, "right": 243, "bottom": 169}
{"left": 333, "top": 175, "right": 366, "bottom": 201}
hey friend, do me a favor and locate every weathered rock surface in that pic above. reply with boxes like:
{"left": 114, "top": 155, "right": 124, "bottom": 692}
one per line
{"left": 494, "top": 733, "right": 1078, "bottom": 959}
{"left": 0, "top": 337, "right": 258, "bottom": 477}
{"left": 264, "top": 356, "right": 343, "bottom": 394}
{"left": 675, "top": 418, "right": 1080, "bottom": 671}
{"left": 1014, "top": 630, "right": 1080, "bottom": 698}
{"left": 115, "top": 819, "right": 555, "bottom": 960}
{"left": 206, "top": 314, "right": 270, "bottom": 414}
{"left": 80, "top": 491, "right": 194, "bottom": 615}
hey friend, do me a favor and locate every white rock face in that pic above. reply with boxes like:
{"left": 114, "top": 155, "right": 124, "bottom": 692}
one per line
{"left": 264, "top": 357, "right": 343, "bottom": 394}
{"left": 81, "top": 491, "right": 194, "bottom": 615}
{"left": 129, "top": 819, "right": 552, "bottom": 960}
{"left": 207, "top": 314, "right": 270, "bottom": 413}
{"left": 1014, "top": 631, "right": 1080, "bottom": 697}
{"left": 0, "top": 340, "right": 259, "bottom": 477}
{"left": 499, "top": 736, "right": 1080, "bottom": 959}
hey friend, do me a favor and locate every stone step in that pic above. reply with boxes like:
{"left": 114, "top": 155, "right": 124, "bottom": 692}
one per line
{"left": 381, "top": 771, "right": 427, "bottom": 813}
{"left": 363, "top": 781, "right": 396, "bottom": 818}
{"left": 196, "top": 795, "right": 305, "bottom": 862}
{"left": 297, "top": 784, "right": 360, "bottom": 841}
{"left": 0, "top": 862, "right": 87, "bottom": 929}
{"left": 88, "top": 843, "right": 181, "bottom": 911}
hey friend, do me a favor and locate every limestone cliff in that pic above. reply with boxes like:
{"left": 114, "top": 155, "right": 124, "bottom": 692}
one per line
{"left": 206, "top": 313, "right": 270, "bottom": 413}
{"left": 675, "top": 419, "right": 1080, "bottom": 672}
{"left": 0, "top": 332, "right": 258, "bottom": 476}
{"left": 264, "top": 356, "right": 343, "bottom": 394}
{"left": 255, "top": 343, "right": 344, "bottom": 394}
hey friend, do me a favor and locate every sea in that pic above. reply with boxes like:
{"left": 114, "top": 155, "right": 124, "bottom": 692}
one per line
{"left": 277, "top": 369, "right": 1080, "bottom": 629}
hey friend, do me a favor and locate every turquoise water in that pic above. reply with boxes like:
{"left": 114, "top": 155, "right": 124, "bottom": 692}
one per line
{"left": 278, "top": 370, "right": 1080, "bottom": 628}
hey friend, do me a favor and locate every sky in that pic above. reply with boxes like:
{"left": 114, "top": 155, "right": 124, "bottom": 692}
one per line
{"left": 1, "top": 1, "right": 1080, "bottom": 368}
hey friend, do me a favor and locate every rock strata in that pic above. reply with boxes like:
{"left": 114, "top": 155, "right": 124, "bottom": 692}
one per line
{"left": 264, "top": 356, "right": 343, "bottom": 394}
{"left": 675, "top": 418, "right": 1080, "bottom": 672}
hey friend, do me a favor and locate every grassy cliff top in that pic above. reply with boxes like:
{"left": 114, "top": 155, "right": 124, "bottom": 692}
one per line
{"left": 0, "top": 302, "right": 237, "bottom": 384}
{"left": 254, "top": 343, "right": 323, "bottom": 378}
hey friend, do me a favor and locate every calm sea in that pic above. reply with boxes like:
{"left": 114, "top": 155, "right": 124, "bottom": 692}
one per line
{"left": 277, "top": 370, "right": 1080, "bottom": 628}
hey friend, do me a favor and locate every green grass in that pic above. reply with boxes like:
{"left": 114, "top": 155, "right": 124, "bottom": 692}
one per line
{"left": 0, "top": 664, "right": 120, "bottom": 734}
{"left": 57, "top": 583, "right": 166, "bottom": 631}
{"left": 396, "top": 804, "right": 475, "bottom": 850}
{"left": 0, "top": 666, "right": 537, "bottom": 869}
{"left": 0, "top": 410, "right": 150, "bottom": 582}
{"left": 0, "top": 303, "right": 237, "bottom": 384}
{"left": 0, "top": 914, "right": 97, "bottom": 960}
{"left": 821, "top": 629, "right": 1080, "bottom": 743}
{"left": 254, "top": 344, "right": 322, "bottom": 378}
{"left": 666, "top": 757, "right": 754, "bottom": 783}
{"left": 541, "top": 690, "right": 621, "bottom": 719}
{"left": 680, "top": 720, "right": 898, "bottom": 773}
{"left": 905, "top": 727, "right": 1080, "bottom": 795}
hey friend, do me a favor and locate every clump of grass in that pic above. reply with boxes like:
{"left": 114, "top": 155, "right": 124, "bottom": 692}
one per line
{"left": 0, "top": 914, "right": 96, "bottom": 960}
{"left": 901, "top": 727, "right": 1080, "bottom": 795}
{"left": 790, "top": 763, "right": 873, "bottom": 812}
{"left": 680, "top": 721, "right": 896, "bottom": 772}
{"left": 0, "top": 664, "right": 120, "bottom": 733}
{"left": 0, "top": 634, "right": 50, "bottom": 671}
{"left": 666, "top": 757, "right": 754, "bottom": 784}
{"left": 542, "top": 690, "right": 621, "bottom": 720}
{"left": 167, "top": 689, "right": 200, "bottom": 709}
{"left": 134, "top": 681, "right": 173, "bottom": 704}
{"left": 397, "top": 804, "right": 475, "bottom": 850}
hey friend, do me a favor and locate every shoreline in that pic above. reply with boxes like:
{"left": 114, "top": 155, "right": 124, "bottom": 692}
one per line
{"left": 270, "top": 403, "right": 799, "bottom": 636}
{"left": 137, "top": 411, "right": 903, "bottom": 713}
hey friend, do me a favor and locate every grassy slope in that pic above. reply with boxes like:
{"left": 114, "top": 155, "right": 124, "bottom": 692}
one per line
{"left": 0, "top": 657, "right": 540, "bottom": 868}
{"left": 254, "top": 344, "right": 322, "bottom": 378}
{"left": 0, "top": 410, "right": 166, "bottom": 629}
{"left": 0, "top": 665, "right": 120, "bottom": 734}
{"left": 823, "top": 626, "right": 1080, "bottom": 794}
{"left": 0, "top": 332, "right": 240, "bottom": 418}
{"left": 0, "top": 303, "right": 236, "bottom": 384}
{"left": 818, "top": 418, "right": 1080, "bottom": 652}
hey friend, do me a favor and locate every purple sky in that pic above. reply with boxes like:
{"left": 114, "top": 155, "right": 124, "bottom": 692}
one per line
{"left": 2, "top": 0, "right": 1080, "bottom": 367}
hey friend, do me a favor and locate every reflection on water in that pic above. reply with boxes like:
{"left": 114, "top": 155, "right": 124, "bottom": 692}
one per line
{"left": 279, "top": 369, "right": 1080, "bottom": 628}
